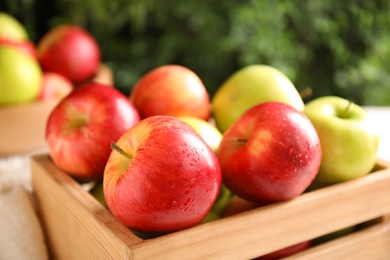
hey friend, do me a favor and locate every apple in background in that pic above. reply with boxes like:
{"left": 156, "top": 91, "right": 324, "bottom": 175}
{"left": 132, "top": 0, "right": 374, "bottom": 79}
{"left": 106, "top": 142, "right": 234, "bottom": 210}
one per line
{"left": 130, "top": 65, "right": 211, "bottom": 120}
{"left": 91, "top": 63, "right": 114, "bottom": 86}
{"left": 0, "top": 46, "right": 42, "bottom": 105}
{"left": 212, "top": 64, "right": 305, "bottom": 133}
{"left": 177, "top": 116, "right": 222, "bottom": 153}
{"left": 37, "top": 25, "right": 101, "bottom": 85}
{"left": 217, "top": 102, "right": 322, "bottom": 203}
{"left": 304, "top": 96, "right": 379, "bottom": 185}
{"left": 37, "top": 72, "right": 74, "bottom": 101}
{"left": 103, "top": 115, "right": 222, "bottom": 233}
{"left": 0, "top": 13, "right": 37, "bottom": 58}
{"left": 46, "top": 82, "right": 140, "bottom": 180}
{"left": 0, "top": 38, "right": 37, "bottom": 58}
{"left": 0, "top": 12, "right": 29, "bottom": 41}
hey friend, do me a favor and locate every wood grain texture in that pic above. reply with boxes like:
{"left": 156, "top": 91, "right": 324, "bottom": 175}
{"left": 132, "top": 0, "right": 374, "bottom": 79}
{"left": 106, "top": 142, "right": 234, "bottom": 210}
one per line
{"left": 31, "top": 155, "right": 390, "bottom": 259}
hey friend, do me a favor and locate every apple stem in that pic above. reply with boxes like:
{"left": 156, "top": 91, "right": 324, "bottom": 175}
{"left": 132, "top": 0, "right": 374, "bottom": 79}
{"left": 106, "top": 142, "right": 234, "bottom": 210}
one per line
{"left": 110, "top": 142, "right": 132, "bottom": 160}
{"left": 342, "top": 100, "right": 353, "bottom": 118}
{"left": 232, "top": 137, "right": 247, "bottom": 143}
{"left": 299, "top": 87, "right": 313, "bottom": 99}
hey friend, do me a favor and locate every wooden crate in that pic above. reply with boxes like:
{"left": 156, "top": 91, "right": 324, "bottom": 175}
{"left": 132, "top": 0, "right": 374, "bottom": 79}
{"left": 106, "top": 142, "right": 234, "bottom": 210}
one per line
{"left": 0, "top": 100, "right": 58, "bottom": 156}
{"left": 31, "top": 155, "right": 390, "bottom": 260}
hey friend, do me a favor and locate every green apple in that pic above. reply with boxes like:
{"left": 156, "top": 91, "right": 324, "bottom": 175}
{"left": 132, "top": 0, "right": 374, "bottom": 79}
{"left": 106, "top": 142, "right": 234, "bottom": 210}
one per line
{"left": 304, "top": 96, "right": 379, "bottom": 185}
{"left": 211, "top": 64, "right": 304, "bottom": 132}
{"left": 177, "top": 116, "right": 222, "bottom": 152}
{"left": 89, "top": 181, "right": 108, "bottom": 209}
{"left": 201, "top": 210, "right": 220, "bottom": 224}
{"left": 211, "top": 184, "right": 233, "bottom": 216}
{"left": 0, "top": 12, "right": 28, "bottom": 41}
{"left": 0, "top": 46, "right": 42, "bottom": 105}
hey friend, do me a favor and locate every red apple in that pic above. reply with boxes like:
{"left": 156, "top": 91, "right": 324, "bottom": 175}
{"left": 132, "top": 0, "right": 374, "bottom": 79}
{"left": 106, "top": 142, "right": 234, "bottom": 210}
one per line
{"left": 217, "top": 102, "right": 322, "bottom": 203}
{"left": 37, "top": 25, "right": 100, "bottom": 84}
{"left": 255, "top": 240, "right": 312, "bottom": 260}
{"left": 37, "top": 72, "right": 74, "bottom": 101}
{"left": 130, "top": 65, "right": 211, "bottom": 120}
{"left": 103, "top": 115, "right": 222, "bottom": 233}
{"left": 0, "top": 38, "right": 37, "bottom": 58}
{"left": 46, "top": 82, "right": 140, "bottom": 180}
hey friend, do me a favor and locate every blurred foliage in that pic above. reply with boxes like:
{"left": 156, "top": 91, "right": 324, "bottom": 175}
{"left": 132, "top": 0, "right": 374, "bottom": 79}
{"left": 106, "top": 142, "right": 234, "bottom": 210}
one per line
{"left": 2, "top": 0, "right": 390, "bottom": 105}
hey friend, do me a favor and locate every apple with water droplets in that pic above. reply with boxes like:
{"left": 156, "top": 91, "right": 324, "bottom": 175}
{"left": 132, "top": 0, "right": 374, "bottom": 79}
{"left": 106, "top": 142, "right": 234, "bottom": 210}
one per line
{"left": 103, "top": 115, "right": 222, "bottom": 233}
{"left": 217, "top": 102, "right": 322, "bottom": 203}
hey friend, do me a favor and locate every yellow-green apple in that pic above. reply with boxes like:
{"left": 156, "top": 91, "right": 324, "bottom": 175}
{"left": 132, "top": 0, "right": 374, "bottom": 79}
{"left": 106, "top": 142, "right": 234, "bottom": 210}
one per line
{"left": 303, "top": 96, "right": 379, "bottom": 185}
{"left": 177, "top": 116, "right": 222, "bottom": 152}
{"left": 130, "top": 65, "right": 211, "bottom": 120}
{"left": 37, "top": 72, "right": 74, "bottom": 101}
{"left": 103, "top": 115, "right": 222, "bottom": 233}
{"left": 0, "top": 38, "right": 37, "bottom": 58}
{"left": 46, "top": 82, "right": 140, "bottom": 180}
{"left": 0, "top": 46, "right": 42, "bottom": 105}
{"left": 37, "top": 25, "right": 101, "bottom": 85}
{"left": 212, "top": 64, "right": 304, "bottom": 133}
{"left": 0, "top": 13, "right": 37, "bottom": 58}
{"left": 217, "top": 102, "right": 322, "bottom": 203}
{"left": 0, "top": 12, "right": 28, "bottom": 41}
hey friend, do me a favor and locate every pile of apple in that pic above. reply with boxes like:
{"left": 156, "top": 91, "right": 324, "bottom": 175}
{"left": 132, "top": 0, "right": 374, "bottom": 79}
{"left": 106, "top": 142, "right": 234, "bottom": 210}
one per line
{"left": 0, "top": 12, "right": 110, "bottom": 105}
{"left": 5, "top": 10, "right": 378, "bottom": 258}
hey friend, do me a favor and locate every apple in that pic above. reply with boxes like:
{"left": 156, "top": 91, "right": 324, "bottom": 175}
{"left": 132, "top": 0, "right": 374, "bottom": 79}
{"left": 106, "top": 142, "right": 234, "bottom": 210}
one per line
{"left": 0, "top": 46, "right": 42, "bottom": 105}
{"left": 37, "top": 25, "right": 101, "bottom": 85}
{"left": 201, "top": 210, "right": 220, "bottom": 224}
{"left": 217, "top": 102, "right": 322, "bottom": 203}
{"left": 130, "top": 65, "right": 211, "bottom": 120}
{"left": 177, "top": 116, "right": 222, "bottom": 153}
{"left": 0, "top": 38, "right": 37, "bottom": 58}
{"left": 0, "top": 12, "right": 28, "bottom": 41}
{"left": 211, "top": 64, "right": 305, "bottom": 133}
{"left": 103, "top": 115, "right": 222, "bottom": 233}
{"left": 37, "top": 72, "right": 74, "bottom": 101}
{"left": 46, "top": 82, "right": 140, "bottom": 180}
{"left": 220, "top": 195, "right": 261, "bottom": 218}
{"left": 90, "top": 181, "right": 108, "bottom": 209}
{"left": 211, "top": 184, "right": 233, "bottom": 216}
{"left": 303, "top": 96, "right": 379, "bottom": 185}
{"left": 91, "top": 63, "right": 114, "bottom": 86}
{"left": 255, "top": 240, "right": 312, "bottom": 260}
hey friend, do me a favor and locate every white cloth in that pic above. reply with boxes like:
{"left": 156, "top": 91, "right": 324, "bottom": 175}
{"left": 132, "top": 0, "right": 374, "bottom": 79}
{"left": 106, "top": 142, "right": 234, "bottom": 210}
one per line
{"left": 0, "top": 156, "right": 49, "bottom": 260}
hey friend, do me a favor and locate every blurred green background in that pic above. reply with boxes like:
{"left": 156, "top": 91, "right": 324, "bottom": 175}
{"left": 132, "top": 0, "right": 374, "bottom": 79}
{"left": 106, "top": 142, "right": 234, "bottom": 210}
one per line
{"left": 2, "top": 0, "right": 390, "bottom": 105}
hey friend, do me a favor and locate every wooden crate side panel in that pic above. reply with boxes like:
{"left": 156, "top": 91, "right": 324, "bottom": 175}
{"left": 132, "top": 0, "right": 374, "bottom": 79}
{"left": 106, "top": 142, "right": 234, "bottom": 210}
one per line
{"left": 131, "top": 165, "right": 390, "bottom": 259}
{"left": 0, "top": 100, "right": 57, "bottom": 156}
{"left": 286, "top": 222, "right": 390, "bottom": 260}
{"left": 31, "top": 156, "right": 141, "bottom": 260}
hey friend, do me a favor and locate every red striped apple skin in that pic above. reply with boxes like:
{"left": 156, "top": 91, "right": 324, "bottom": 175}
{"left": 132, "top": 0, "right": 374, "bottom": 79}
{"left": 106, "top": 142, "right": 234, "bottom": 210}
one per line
{"left": 130, "top": 65, "right": 211, "bottom": 121}
{"left": 217, "top": 102, "right": 322, "bottom": 203}
{"left": 103, "top": 116, "right": 222, "bottom": 233}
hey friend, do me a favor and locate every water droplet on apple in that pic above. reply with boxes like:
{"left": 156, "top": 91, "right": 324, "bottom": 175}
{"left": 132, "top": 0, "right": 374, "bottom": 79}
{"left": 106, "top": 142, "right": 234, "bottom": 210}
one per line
{"left": 171, "top": 200, "right": 177, "bottom": 206}
{"left": 190, "top": 162, "right": 195, "bottom": 166}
